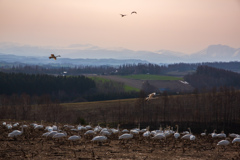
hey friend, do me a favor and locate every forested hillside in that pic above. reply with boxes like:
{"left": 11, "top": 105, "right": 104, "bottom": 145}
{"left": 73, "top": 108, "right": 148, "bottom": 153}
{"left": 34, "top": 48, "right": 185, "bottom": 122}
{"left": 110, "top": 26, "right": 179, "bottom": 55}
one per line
{"left": 184, "top": 65, "right": 240, "bottom": 90}
{"left": 0, "top": 72, "right": 96, "bottom": 101}
{"left": 0, "top": 72, "right": 139, "bottom": 102}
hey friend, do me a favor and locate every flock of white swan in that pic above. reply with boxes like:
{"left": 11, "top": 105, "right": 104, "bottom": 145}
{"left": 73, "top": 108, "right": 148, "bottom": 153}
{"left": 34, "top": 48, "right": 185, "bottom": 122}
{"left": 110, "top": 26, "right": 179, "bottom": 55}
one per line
{"left": 2, "top": 121, "right": 240, "bottom": 152}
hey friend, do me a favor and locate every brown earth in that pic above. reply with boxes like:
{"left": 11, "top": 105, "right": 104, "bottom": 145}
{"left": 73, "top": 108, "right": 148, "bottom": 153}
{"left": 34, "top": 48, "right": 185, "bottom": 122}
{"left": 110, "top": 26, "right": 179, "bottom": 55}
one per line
{"left": 1, "top": 121, "right": 240, "bottom": 160}
{"left": 91, "top": 75, "right": 194, "bottom": 93}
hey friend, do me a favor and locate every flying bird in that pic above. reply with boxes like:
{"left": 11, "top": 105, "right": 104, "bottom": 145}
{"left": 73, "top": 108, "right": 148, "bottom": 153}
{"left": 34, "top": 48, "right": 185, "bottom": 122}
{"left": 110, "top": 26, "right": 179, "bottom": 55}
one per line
{"left": 49, "top": 54, "right": 61, "bottom": 60}
{"left": 131, "top": 11, "right": 137, "bottom": 14}
{"left": 145, "top": 92, "right": 156, "bottom": 101}
{"left": 120, "top": 14, "right": 127, "bottom": 17}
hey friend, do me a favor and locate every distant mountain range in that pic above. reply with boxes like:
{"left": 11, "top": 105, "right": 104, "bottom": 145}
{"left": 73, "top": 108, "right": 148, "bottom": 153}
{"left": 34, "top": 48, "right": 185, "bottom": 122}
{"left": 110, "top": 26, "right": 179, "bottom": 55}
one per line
{"left": 0, "top": 53, "right": 149, "bottom": 66}
{"left": 0, "top": 42, "right": 239, "bottom": 66}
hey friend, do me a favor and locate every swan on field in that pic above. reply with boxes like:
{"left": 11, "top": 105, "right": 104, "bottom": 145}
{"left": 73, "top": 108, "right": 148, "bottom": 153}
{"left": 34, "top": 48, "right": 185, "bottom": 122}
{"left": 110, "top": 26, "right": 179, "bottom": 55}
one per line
{"left": 68, "top": 133, "right": 81, "bottom": 144}
{"left": 201, "top": 129, "right": 207, "bottom": 136}
{"left": 217, "top": 138, "right": 230, "bottom": 152}
{"left": 91, "top": 136, "right": 108, "bottom": 146}
{"left": 8, "top": 125, "right": 24, "bottom": 138}
{"left": 232, "top": 138, "right": 240, "bottom": 144}
{"left": 142, "top": 126, "right": 150, "bottom": 137}
{"left": 181, "top": 128, "right": 192, "bottom": 140}
{"left": 53, "top": 132, "right": 67, "bottom": 139}
{"left": 174, "top": 125, "right": 180, "bottom": 139}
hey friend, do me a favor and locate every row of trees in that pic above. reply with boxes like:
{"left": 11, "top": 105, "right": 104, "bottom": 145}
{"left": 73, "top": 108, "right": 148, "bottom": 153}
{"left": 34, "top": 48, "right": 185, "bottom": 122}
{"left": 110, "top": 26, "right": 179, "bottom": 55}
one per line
{"left": 1, "top": 61, "right": 240, "bottom": 75}
{"left": 184, "top": 66, "right": 240, "bottom": 91}
{"left": 0, "top": 94, "right": 75, "bottom": 123}
{"left": 0, "top": 72, "right": 139, "bottom": 102}
{"left": 78, "top": 87, "right": 240, "bottom": 133}
{"left": 84, "top": 78, "right": 139, "bottom": 101}
{"left": 1, "top": 87, "right": 239, "bottom": 133}
{"left": 0, "top": 72, "right": 96, "bottom": 102}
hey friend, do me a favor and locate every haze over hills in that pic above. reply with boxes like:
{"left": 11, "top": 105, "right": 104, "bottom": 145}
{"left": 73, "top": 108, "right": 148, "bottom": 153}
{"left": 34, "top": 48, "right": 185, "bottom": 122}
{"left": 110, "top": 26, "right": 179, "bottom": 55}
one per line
{"left": 0, "top": 53, "right": 149, "bottom": 66}
{"left": 0, "top": 42, "right": 239, "bottom": 65}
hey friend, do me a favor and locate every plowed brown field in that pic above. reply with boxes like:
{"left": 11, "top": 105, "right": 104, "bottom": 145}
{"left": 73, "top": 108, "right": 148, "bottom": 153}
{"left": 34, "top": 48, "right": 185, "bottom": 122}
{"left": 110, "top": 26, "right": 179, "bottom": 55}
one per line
{"left": 90, "top": 75, "right": 194, "bottom": 93}
{"left": 1, "top": 122, "right": 239, "bottom": 160}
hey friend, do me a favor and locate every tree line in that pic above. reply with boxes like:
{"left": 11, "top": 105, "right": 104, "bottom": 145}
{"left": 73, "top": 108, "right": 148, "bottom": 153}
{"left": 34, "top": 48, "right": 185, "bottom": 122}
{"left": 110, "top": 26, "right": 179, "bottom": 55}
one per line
{"left": 76, "top": 87, "right": 240, "bottom": 133}
{"left": 1, "top": 61, "right": 240, "bottom": 75}
{"left": 0, "top": 94, "right": 74, "bottom": 123}
{"left": 1, "top": 87, "right": 240, "bottom": 133}
{"left": 0, "top": 72, "right": 139, "bottom": 102}
{"left": 0, "top": 72, "right": 96, "bottom": 101}
{"left": 184, "top": 65, "right": 240, "bottom": 91}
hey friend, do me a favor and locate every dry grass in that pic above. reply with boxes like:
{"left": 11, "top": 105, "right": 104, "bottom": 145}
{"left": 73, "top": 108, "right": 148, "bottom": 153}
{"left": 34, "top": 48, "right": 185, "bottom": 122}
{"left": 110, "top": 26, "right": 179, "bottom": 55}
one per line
{"left": 61, "top": 98, "right": 136, "bottom": 110}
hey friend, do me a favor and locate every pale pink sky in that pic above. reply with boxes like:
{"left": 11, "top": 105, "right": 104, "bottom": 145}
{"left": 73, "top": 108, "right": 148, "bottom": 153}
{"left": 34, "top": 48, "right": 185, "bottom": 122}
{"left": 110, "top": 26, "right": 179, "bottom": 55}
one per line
{"left": 0, "top": 0, "right": 240, "bottom": 53}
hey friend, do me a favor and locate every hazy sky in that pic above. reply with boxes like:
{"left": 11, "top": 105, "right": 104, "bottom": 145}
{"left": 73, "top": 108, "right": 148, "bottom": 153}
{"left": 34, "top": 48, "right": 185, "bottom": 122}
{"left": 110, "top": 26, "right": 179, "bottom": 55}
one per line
{"left": 1, "top": 0, "right": 240, "bottom": 54}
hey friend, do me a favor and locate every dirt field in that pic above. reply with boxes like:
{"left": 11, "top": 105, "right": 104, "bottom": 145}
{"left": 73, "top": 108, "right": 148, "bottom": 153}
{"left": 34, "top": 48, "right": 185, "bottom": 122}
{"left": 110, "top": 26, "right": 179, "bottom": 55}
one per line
{"left": 1, "top": 121, "right": 240, "bottom": 160}
{"left": 90, "top": 75, "right": 194, "bottom": 93}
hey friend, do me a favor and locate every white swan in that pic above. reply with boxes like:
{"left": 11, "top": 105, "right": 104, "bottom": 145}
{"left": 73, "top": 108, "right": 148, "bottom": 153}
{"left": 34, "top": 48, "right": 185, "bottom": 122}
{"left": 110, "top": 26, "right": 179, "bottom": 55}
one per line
{"left": 47, "top": 131, "right": 58, "bottom": 138}
{"left": 8, "top": 125, "right": 23, "bottom": 138}
{"left": 152, "top": 133, "right": 166, "bottom": 140}
{"left": 77, "top": 124, "right": 87, "bottom": 131}
{"left": 201, "top": 129, "right": 207, "bottom": 136}
{"left": 53, "top": 132, "right": 67, "bottom": 139}
{"left": 190, "top": 135, "right": 196, "bottom": 141}
{"left": 45, "top": 126, "right": 53, "bottom": 132}
{"left": 111, "top": 124, "right": 120, "bottom": 135}
{"left": 100, "top": 130, "right": 112, "bottom": 136}
{"left": 7, "top": 124, "right": 12, "bottom": 130}
{"left": 84, "top": 130, "right": 95, "bottom": 136}
{"left": 22, "top": 124, "right": 28, "bottom": 128}
{"left": 122, "top": 129, "right": 129, "bottom": 133}
{"left": 91, "top": 136, "right": 108, "bottom": 145}
{"left": 174, "top": 125, "right": 180, "bottom": 139}
{"left": 85, "top": 123, "right": 92, "bottom": 130}
{"left": 143, "top": 126, "right": 150, "bottom": 137}
{"left": 119, "top": 133, "right": 133, "bottom": 144}
{"left": 94, "top": 124, "right": 102, "bottom": 133}
{"left": 229, "top": 133, "right": 239, "bottom": 138}
{"left": 92, "top": 136, "right": 107, "bottom": 142}
{"left": 181, "top": 128, "right": 192, "bottom": 140}
{"left": 217, "top": 131, "right": 226, "bottom": 138}
{"left": 30, "top": 122, "right": 38, "bottom": 128}
{"left": 68, "top": 133, "right": 81, "bottom": 141}
{"left": 217, "top": 139, "right": 230, "bottom": 146}
{"left": 211, "top": 129, "right": 217, "bottom": 138}
{"left": 145, "top": 92, "right": 156, "bottom": 101}
{"left": 232, "top": 138, "right": 240, "bottom": 144}
{"left": 119, "top": 133, "right": 133, "bottom": 140}
{"left": 13, "top": 122, "right": 19, "bottom": 128}
{"left": 34, "top": 120, "right": 44, "bottom": 130}
{"left": 52, "top": 124, "right": 58, "bottom": 131}
{"left": 42, "top": 131, "right": 51, "bottom": 137}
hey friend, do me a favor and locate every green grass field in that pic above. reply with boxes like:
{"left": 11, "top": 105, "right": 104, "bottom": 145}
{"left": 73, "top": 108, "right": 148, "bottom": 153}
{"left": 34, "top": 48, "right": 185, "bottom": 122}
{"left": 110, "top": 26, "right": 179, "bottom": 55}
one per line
{"left": 89, "top": 76, "right": 110, "bottom": 82}
{"left": 124, "top": 85, "right": 140, "bottom": 92}
{"left": 121, "top": 74, "right": 183, "bottom": 81}
{"left": 89, "top": 76, "right": 140, "bottom": 92}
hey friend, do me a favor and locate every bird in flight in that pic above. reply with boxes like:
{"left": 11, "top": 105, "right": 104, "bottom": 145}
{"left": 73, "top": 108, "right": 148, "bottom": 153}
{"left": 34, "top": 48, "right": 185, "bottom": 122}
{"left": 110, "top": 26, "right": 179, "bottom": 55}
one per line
{"left": 120, "top": 14, "right": 127, "bottom": 17}
{"left": 49, "top": 54, "right": 61, "bottom": 60}
{"left": 145, "top": 92, "right": 156, "bottom": 101}
{"left": 131, "top": 11, "right": 137, "bottom": 14}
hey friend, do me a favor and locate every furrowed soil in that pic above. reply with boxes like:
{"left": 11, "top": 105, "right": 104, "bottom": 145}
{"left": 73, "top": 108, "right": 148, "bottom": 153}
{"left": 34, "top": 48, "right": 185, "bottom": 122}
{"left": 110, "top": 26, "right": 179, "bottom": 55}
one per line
{"left": 1, "top": 122, "right": 240, "bottom": 160}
